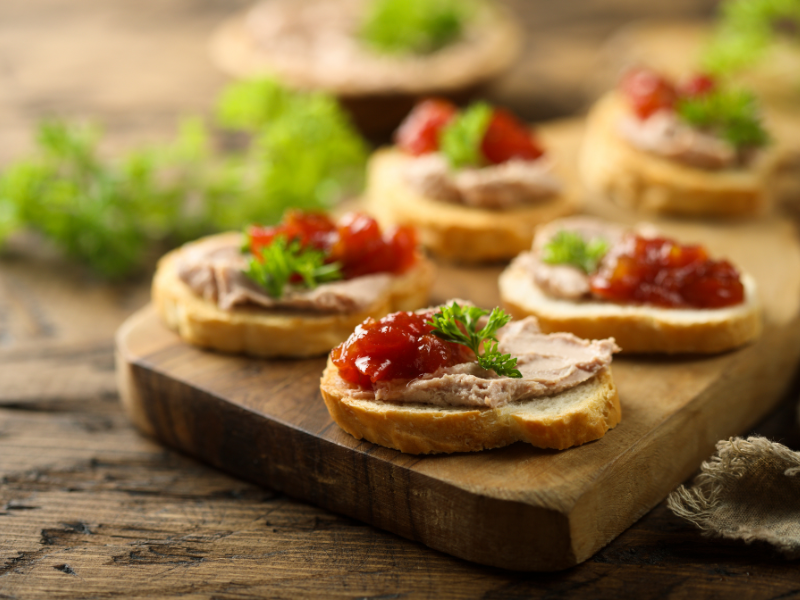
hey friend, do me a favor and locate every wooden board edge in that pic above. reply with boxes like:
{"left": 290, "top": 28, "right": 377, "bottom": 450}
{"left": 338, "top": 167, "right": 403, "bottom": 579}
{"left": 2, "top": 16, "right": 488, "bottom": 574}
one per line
{"left": 114, "top": 308, "right": 583, "bottom": 571}
{"left": 568, "top": 315, "right": 800, "bottom": 563}
{"left": 115, "top": 307, "right": 159, "bottom": 438}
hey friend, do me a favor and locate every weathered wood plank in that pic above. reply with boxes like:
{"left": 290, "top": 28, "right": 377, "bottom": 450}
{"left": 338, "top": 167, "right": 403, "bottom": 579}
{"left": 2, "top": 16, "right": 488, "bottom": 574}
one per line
{"left": 116, "top": 200, "right": 800, "bottom": 571}
{"left": 2, "top": 390, "right": 800, "bottom": 599}
{"left": 4, "top": 0, "right": 800, "bottom": 595}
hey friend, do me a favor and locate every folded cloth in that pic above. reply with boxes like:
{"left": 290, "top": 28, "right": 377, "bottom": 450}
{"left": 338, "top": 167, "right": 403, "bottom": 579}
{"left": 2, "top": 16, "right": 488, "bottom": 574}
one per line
{"left": 667, "top": 436, "right": 800, "bottom": 558}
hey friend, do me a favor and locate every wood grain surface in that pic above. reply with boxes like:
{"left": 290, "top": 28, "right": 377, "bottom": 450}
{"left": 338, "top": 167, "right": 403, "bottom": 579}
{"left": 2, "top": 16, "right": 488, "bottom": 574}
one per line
{"left": 5, "top": 0, "right": 800, "bottom": 597}
{"left": 116, "top": 177, "right": 800, "bottom": 571}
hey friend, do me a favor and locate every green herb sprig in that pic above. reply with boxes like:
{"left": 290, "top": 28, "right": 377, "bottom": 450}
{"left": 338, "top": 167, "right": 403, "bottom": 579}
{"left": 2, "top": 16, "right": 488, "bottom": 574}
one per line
{"left": 427, "top": 302, "right": 522, "bottom": 378}
{"left": 359, "top": 0, "right": 473, "bottom": 55}
{"left": 0, "top": 77, "right": 367, "bottom": 279}
{"left": 0, "top": 119, "right": 212, "bottom": 278}
{"left": 244, "top": 236, "right": 342, "bottom": 298}
{"left": 703, "top": 0, "right": 800, "bottom": 75}
{"left": 439, "top": 102, "right": 492, "bottom": 169}
{"left": 676, "top": 89, "right": 770, "bottom": 149}
{"left": 213, "top": 78, "right": 368, "bottom": 230}
{"left": 541, "top": 231, "right": 609, "bottom": 274}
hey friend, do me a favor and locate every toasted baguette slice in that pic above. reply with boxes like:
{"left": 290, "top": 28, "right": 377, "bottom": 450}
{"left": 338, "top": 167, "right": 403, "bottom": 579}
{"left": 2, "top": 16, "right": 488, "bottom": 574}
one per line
{"left": 365, "top": 148, "right": 580, "bottom": 263}
{"left": 499, "top": 257, "right": 762, "bottom": 354}
{"left": 152, "top": 235, "right": 436, "bottom": 358}
{"left": 320, "top": 359, "right": 620, "bottom": 454}
{"left": 209, "top": 0, "right": 522, "bottom": 137}
{"left": 580, "top": 92, "right": 772, "bottom": 218}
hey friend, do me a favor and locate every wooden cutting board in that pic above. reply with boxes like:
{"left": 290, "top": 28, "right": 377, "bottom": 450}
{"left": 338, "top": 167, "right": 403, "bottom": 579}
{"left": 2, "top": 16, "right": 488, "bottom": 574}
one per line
{"left": 116, "top": 205, "right": 800, "bottom": 571}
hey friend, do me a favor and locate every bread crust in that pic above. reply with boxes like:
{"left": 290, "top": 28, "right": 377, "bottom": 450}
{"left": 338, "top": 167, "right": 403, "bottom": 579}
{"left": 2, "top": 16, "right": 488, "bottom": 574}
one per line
{"left": 499, "top": 257, "right": 762, "bottom": 354}
{"left": 365, "top": 148, "right": 581, "bottom": 263}
{"left": 320, "top": 359, "right": 621, "bottom": 454}
{"left": 152, "top": 234, "right": 436, "bottom": 358}
{"left": 580, "top": 92, "right": 771, "bottom": 218}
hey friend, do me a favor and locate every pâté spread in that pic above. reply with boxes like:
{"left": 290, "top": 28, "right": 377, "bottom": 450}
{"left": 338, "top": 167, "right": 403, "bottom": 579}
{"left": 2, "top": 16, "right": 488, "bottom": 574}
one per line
{"left": 523, "top": 217, "right": 746, "bottom": 309}
{"left": 616, "top": 68, "right": 768, "bottom": 170}
{"left": 330, "top": 304, "right": 618, "bottom": 408}
{"left": 177, "top": 211, "right": 418, "bottom": 313}
{"left": 396, "top": 99, "right": 561, "bottom": 208}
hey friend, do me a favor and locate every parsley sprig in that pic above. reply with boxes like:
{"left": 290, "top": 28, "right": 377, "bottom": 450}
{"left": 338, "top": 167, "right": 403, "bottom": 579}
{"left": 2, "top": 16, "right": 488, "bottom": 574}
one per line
{"left": 427, "top": 302, "right": 522, "bottom": 378}
{"left": 244, "top": 236, "right": 342, "bottom": 298}
{"left": 703, "top": 0, "right": 800, "bottom": 75}
{"left": 359, "top": 0, "right": 473, "bottom": 55}
{"left": 541, "top": 231, "right": 609, "bottom": 274}
{"left": 0, "top": 77, "right": 366, "bottom": 279}
{"left": 439, "top": 102, "right": 492, "bottom": 169}
{"left": 676, "top": 89, "right": 769, "bottom": 149}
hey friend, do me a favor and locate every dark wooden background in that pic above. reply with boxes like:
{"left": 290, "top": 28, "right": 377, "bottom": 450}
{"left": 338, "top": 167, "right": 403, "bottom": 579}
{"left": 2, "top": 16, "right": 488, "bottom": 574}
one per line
{"left": 3, "top": 0, "right": 800, "bottom": 597}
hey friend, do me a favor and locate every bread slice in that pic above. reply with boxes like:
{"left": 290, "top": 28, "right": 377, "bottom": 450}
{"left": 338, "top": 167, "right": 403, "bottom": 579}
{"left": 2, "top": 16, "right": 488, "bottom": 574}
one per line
{"left": 499, "top": 256, "right": 762, "bottom": 354}
{"left": 152, "top": 234, "right": 436, "bottom": 358}
{"left": 209, "top": 0, "right": 521, "bottom": 97}
{"left": 580, "top": 92, "right": 772, "bottom": 218}
{"left": 365, "top": 148, "right": 580, "bottom": 263}
{"left": 320, "top": 359, "right": 620, "bottom": 454}
{"left": 208, "top": 0, "right": 522, "bottom": 137}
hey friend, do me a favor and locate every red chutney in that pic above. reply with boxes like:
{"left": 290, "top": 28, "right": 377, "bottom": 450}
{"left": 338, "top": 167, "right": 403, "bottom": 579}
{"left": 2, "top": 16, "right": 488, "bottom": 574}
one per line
{"left": 481, "top": 109, "right": 544, "bottom": 163}
{"left": 621, "top": 67, "right": 678, "bottom": 120}
{"left": 589, "top": 235, "right": 745, "bottom": 309}
{"left": 247, "top": 211, "right": 417, "bottom": 280}
{"left": 621, "top": 68, "right": 718, "bottom": 120}
{"left": 395, "top": 98, "right": 457, "bottom": 156}
{"left": 679, "top": 73, "right": 716, "bottom": 98}
{"left": 331, "top": 310, "right": 475, "bottom": 389}
{"left": 395, "top": 99, "right": 544, "bottom": 165}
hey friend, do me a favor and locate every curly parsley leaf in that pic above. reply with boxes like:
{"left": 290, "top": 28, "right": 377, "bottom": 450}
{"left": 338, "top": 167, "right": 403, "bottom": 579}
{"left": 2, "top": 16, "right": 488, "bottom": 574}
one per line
{"left": 703, "top": 0, "right": 800, "bottom": 75}
{"left": 213, "top": 79, "right": 368, "bottom": 230}
{"left": 216, "top": 78, "right": 293, "bottom": 130}
{"left": 439, "top": 102, "right": 492, "bottom": 169}
{"left": 359, "top": 0, "right": 473, "bottom": 55}
{"left": 427, "top": 302, "right": 522, "bottom": 378}
{"left": 244, "top": 235, "right": 342, "bottom": 298}
{"left": 676, "top": 89, "right": 770, "bottom": 149}
{"left": 0, "top": 119, "right": 183, "bottom": 278}
{"left": 541, "top": 231, "right": 609, "bottom": 274}
{"left": 0, "top": 77, "right": 367, "bottom": 279}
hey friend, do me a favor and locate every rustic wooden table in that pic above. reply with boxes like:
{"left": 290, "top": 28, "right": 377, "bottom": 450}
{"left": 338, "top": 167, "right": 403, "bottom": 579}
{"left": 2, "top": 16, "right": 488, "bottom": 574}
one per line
{"left": 2, "top": 0, "right": 800, "bottom": 597}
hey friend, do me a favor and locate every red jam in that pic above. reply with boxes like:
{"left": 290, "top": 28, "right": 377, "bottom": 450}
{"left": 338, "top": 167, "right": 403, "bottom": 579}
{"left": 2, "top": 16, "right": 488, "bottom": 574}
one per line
{"left": 331, "top": 310, "right": 475, "bottom": 389}
{"left": 621, "top": 67, "right": 678, "bottom": 120}
{"left": 680, "top": 73, "right": 716, "bottom": 98}
{"left": 589, "top": 235, "right": 745, "bottom": 309}
{"left": 480, "top": 109, "right": 544, "bottom": 163}
{"left": 247, "top": 211, "right": 417, "bottom": 279}
{"left": 248, "top": 210, "right": 335, "bottom": 255}
{"left": 395, "top": 99, "right": 544, "bottom": 165}
{"left": 395, "top": 98, "right": 458, "bottom": 156}
{"left": 621, "top": 68, "right": 719, "bottom": 120}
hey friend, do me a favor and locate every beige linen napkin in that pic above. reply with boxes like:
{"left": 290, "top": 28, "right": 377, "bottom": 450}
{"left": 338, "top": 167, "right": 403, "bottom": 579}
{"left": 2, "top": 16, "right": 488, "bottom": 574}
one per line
{"left": 667, "top": 436, "right": 800, "bottom": 557}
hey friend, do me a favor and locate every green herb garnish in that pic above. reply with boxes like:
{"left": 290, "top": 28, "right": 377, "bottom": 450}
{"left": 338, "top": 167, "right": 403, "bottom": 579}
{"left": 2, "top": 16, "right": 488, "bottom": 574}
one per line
{"left": 676, "top": 89, "right": 769, "bottom": 149}
{"left": 0, "top": 119, "right": 209, "bottom": 278}
{"left": 359, "top": 0, "right": 473, "bottom": 55}
{"left": 244, "top": 235, "right": 342, "bottom": 298}
{"left": 213, "top": 78, "right": 368, "bottom": 229}
{"left": 427, "top": 302, "right": 522, "bottom": 378}
{"left": 216, "top": 77, "right": 293, "bottom": 129}
{"left": 541, "top": 231, "right": 609, "bottom": 274}
{"left": 0, "top": 77, "right": 367, "bottom": 279}
{"left": 439, "top": 102, "right": 492, "bottom": 169}
{"left": 703, "top": 0, "right": 800, "bottom": 75}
